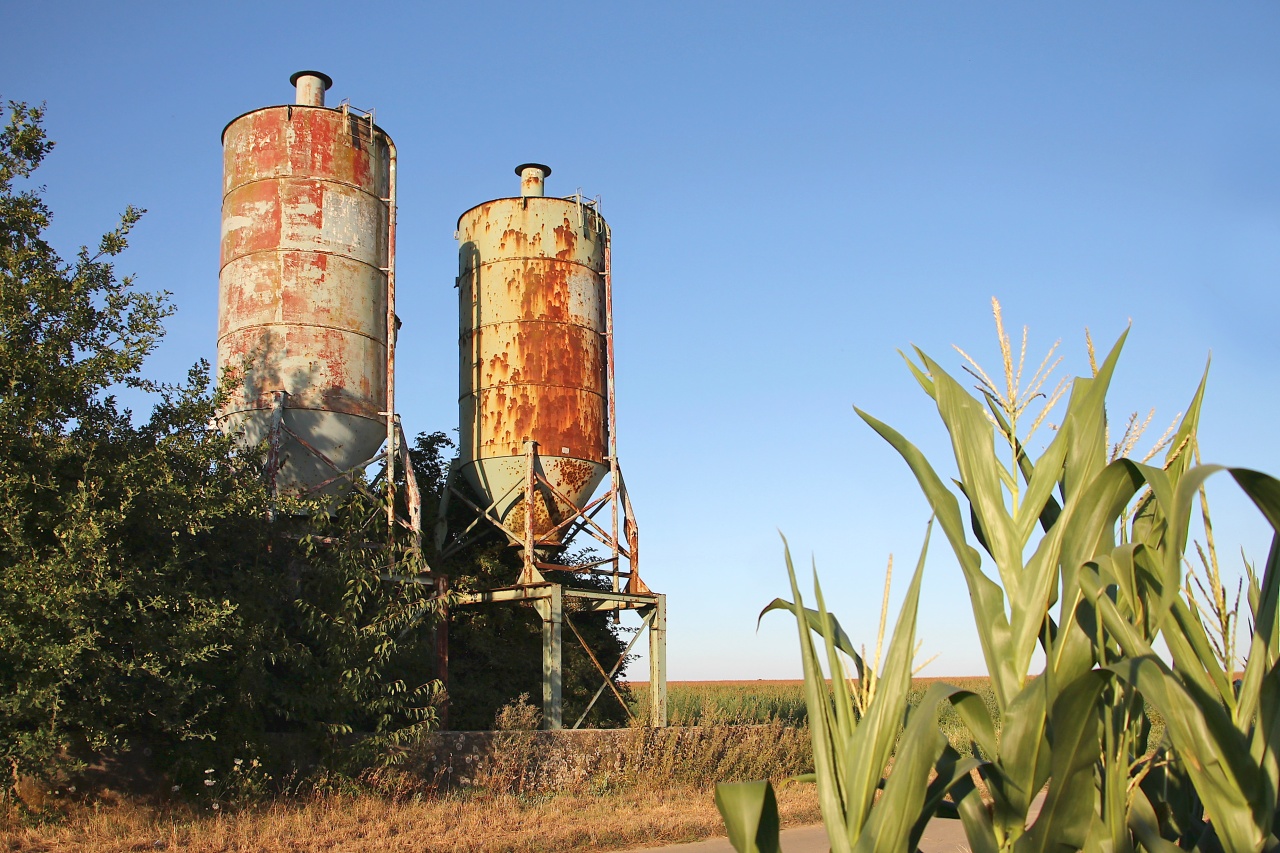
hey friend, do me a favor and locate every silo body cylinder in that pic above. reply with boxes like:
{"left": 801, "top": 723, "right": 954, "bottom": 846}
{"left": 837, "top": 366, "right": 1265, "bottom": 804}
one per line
{"left": 456, "top": 165, "right": 609, "bottom": 542}
{"left": 217, "top": 73, "right": 392, "bottom": 495}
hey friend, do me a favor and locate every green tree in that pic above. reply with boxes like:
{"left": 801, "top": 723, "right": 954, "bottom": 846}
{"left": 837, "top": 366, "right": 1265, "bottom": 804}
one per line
{"left": 412, "top": 431, "right": 633, "bottom": 729}
{"left": 0, "top": 101, "right": 439, "bottom": 796}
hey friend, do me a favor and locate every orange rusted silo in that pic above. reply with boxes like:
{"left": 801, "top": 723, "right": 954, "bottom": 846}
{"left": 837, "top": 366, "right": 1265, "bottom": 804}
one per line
{"left": 456, "top": 165, "right": 609, "bottom": 542}
{"left": 218, "top": 71, "right": 395, "bottom": 496}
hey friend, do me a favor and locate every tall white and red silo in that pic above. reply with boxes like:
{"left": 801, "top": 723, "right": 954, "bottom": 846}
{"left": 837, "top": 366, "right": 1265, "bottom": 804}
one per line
{"left": 217, "top": 72, "right": 394, "bottom": 495}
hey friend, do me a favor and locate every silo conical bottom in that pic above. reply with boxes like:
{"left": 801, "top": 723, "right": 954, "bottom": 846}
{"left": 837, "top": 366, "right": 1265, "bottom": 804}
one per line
{"left": 461, "top": 455, "right": 607, "bottom": 545}
{"left": 222, "top": 408, "right": 385, "bottom": 498}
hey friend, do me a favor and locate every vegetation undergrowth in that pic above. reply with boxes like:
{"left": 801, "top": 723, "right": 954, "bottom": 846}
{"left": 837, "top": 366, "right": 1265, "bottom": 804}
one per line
{"left": 4, "top": 711, "right": 822, "bottom": 852}
{"left": 0, "top": 782, "right": 821, "bottom": 853}
{"left": 0, "top": 99, "right": 445, "bottom": 814}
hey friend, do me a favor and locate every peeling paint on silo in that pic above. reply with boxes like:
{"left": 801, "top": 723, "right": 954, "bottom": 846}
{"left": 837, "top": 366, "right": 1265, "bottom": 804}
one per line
{"left": 217, "top": 75, "right": 392, "bottom": 495}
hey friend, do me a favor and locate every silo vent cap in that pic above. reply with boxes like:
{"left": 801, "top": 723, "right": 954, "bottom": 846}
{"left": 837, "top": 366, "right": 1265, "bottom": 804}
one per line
{"left": 516, "top": 163, "right": 552, "bottom": 197}
{"left": 289, "top": 70, "right": 333, "bottom": 90}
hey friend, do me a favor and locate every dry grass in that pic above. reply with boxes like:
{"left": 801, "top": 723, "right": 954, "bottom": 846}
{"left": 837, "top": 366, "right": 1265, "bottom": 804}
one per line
{"left": 4, "top": 720, "right": 817, "bottom": 852}
{"left": 7, "top": 678, "right": 1026, "bottom": 851}
{"left": 2, "top": 783, "right": 820, "bottom": 852}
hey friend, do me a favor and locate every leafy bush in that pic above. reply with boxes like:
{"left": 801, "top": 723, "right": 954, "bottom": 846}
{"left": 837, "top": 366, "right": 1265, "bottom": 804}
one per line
{"left": 0, "top": 101, "right": 440, "bottom": 802}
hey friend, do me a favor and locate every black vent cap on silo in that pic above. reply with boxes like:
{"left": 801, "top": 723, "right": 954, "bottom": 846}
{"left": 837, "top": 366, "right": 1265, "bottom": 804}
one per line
{"left": 289, "top": 70, "right": 334, "bottom": 90}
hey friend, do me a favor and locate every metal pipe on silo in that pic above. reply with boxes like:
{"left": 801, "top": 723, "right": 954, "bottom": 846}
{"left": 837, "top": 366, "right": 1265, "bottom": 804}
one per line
{"left": 516, "top": 163, "right": 550, "bottom": 198}
{"left": 384, "top": 136, "right": 399, "bottom": 535}
{"left": 290, "top": 70, "right": 332, "bottom": 107}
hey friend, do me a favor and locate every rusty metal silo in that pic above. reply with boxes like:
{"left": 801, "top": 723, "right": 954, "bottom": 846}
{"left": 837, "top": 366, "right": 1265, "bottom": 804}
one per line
{"left": 455, "top": 165, "right": 609, "bottom": 543}
{"left": 444, "top": 165, "right": 665, "bottom": 733}
{"left": 218, "top": 71, "right": 397, "bottom": 496}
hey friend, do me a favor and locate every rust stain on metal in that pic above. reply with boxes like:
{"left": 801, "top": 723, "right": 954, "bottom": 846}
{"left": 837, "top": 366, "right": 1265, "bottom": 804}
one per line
{"left": 455, "top": 181, "right": 609, "bottom": 541}
{"left": 557, "top": 458, "right": 596, "bottom": 497}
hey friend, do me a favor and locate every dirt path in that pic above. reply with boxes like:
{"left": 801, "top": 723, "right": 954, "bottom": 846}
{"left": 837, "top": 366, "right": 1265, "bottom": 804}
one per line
{"left": 621, "top": 792, "right": 1046, "bottom": 853}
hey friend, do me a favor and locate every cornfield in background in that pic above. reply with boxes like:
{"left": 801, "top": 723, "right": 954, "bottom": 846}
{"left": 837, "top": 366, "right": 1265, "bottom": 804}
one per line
{"left": 629, "top": 678, "right": 1039, "bottom": 757}
{"left": 718, "top": 301, "right": 1280, "bottom": 853}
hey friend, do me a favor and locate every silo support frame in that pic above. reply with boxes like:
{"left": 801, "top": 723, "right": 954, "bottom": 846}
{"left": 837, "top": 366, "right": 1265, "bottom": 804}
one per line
{"left": 260, "top": 393, "right": 423, "bottom": 552}
{"left": 534, "top": 586, "right": 563, "bottom": 730}
{"left": 452, "top": 583, "right": 668, "bottom": 730}
{"left": 436, "top": 468, "right": 527, "bottom": 551}
{"left": 437, "top": 442, "right": 647, "bottom": 594}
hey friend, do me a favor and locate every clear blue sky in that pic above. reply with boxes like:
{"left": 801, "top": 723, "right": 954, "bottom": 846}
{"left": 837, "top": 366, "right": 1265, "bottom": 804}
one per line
{"left": 6, "top": 2, "right": 1279, "bottom": 680}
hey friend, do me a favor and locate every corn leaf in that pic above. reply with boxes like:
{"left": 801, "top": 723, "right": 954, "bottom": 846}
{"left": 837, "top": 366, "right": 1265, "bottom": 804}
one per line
{"left": 757, "top": 599, "right": 866, "bottom": 680}
{"left": 1059, "top": 330, "right": 1127, "bottom": 503}
{"left": 1106, "top": 654, "right": 1264, "bottom": 852}
{"left": 1232, "top": 471, "right": 1280, "bottom": 728}
{"left": 854, "top": 682, "right": 983, "bottom": 853}
{"left": 921, "top": 351, "right": 1023, "bottom": 601}
{"left": 1017, "top": 670, "right": 1108, "bottom": 852}
{"left": 778, "top": 540, "right": 851, "bottom": 853}
{"left": 855, "top": 406, "right": 1019, "bottom": 708}
{"left": 899, "top": 348, "right": 936, "bottom": 398}
{"left": 1051, "top": 459, "right": 1147, "bottom": 682}
{"left": 948, "top": 689, "right": 999, "bottom": 760}
{"left": 714, "top": 780, "right": 781, "bottom": 853}
{"left": 1126, "top": 786, "right": 1183, "bottom": 853}
{"left": 840, "top": 523, "right": 932, "bottom": 844}
{"left": 956, "top": 776, "right": 1000, "bottom": 853}
{"left": 989, "top": 679, "right": 1051, "bottom": 842}
{"left": 1163, "top": 360, "right": 1209, "bottom": 483}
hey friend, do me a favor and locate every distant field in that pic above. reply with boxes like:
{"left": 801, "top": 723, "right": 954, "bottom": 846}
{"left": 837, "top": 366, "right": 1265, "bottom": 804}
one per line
{"left": 627, "top": 676, "right": 1001, "bottom": 751}
{"left": 628, "top": 676, "right": 1165, "bottom": 759}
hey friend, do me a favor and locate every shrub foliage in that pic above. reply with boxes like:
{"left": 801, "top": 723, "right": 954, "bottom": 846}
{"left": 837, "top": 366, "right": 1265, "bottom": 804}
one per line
{"left": 0, "top": 101, "right": 438, "bottom": 797}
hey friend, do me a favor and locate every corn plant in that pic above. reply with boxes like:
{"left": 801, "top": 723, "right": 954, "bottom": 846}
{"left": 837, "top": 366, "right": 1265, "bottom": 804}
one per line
{"left": 1081, "top": 466, "right": 1280, "bottom": 851}
{"left": 716, "top": 524, "right": 987, "bottom": 853}
{"left": 855, "top": 327, "right": 1137, "bottom": 850}
{"left": 721, "top": 303, "right": 1280, "bottom": 851}
{"left": 863, "top": 326, "right": 1280, "bottom": 850}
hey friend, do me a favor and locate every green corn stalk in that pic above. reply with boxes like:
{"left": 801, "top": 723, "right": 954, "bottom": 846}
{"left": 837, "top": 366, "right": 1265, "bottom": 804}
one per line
{"left": 723, "top": 307, "right": 1278, "bottom": 851}
{"left": 714, "top": 524, "right": 984, "bottom": 853}
{"left": 858, "top": 336, "right": 1134, "bottom": 849}
{"left": 1084, "top": 467, "right": 1280, "bottom": 852}
{"left": 856, "top": 321, "right": 1275, "bottom": 850}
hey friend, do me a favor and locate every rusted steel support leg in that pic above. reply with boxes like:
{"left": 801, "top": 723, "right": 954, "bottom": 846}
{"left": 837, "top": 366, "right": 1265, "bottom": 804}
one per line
{"left": 536, "top": 584, "right": 563, "bottom": 730}
{"left": 435, "top": 575, "right": 450, "bottom": 730}
{"left": 649, "top": 594, "right": 667, "bottom": 727}
{"left": 396, "top": 420, "right": 422, "bottom": 551}
{"left": 609, "top": 456, "right": 621, "bottom": 593}
{"left": 517, "top": 441, "right": 544, "bottom": 586}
